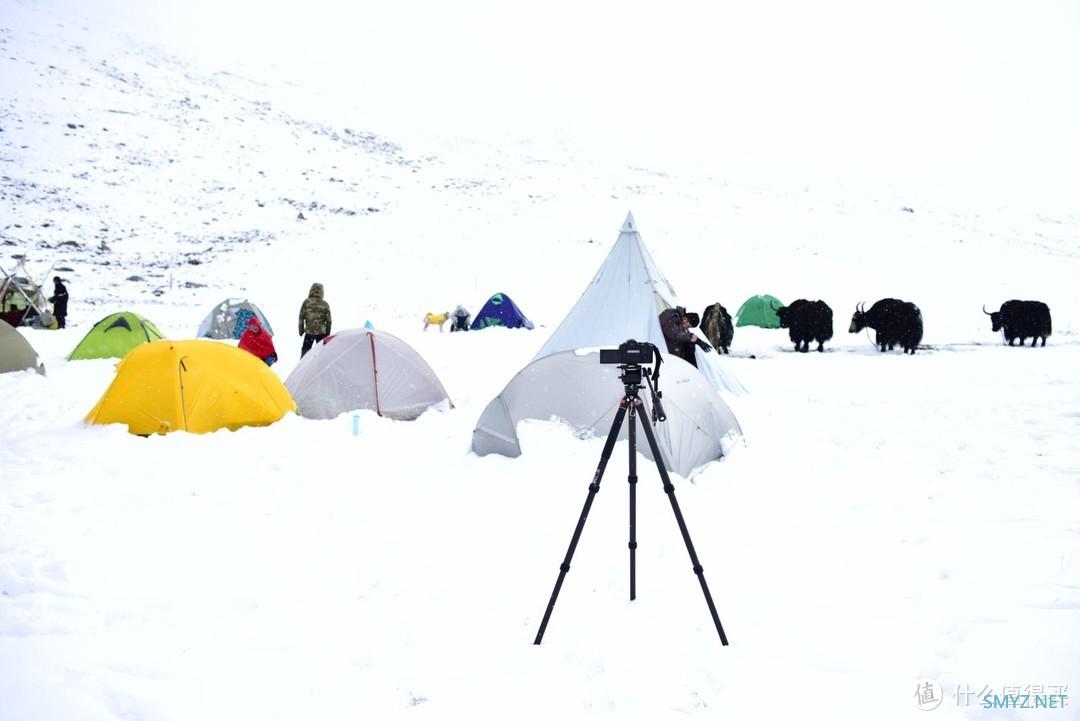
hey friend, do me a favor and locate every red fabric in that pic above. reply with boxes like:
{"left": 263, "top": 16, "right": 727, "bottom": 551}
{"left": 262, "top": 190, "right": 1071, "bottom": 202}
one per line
{"left": 238, "top": 317, "right": 277, "bottom": 361}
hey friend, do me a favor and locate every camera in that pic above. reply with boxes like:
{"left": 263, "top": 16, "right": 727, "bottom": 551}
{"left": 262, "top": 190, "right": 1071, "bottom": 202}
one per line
{"left": 599, "top": 339, "right": 654, "bottom": 365}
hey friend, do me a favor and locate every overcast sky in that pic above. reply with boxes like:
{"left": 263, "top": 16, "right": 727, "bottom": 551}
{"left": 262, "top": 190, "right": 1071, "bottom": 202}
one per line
{"left": 19, "top": 0, "right": 1080, "bottom": 206}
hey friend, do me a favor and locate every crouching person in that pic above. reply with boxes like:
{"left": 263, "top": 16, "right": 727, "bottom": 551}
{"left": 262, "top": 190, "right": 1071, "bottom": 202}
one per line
{"left": 239, "top": 316, "right": 278, "bottom": 366}
{"left": 450, "top": 305, "right": 471, "bottom": 332}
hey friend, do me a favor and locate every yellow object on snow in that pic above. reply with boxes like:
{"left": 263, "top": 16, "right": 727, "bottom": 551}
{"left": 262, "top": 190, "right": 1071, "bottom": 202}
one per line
{"left": 86, "top": 340, "right": 296, "bottom": 435}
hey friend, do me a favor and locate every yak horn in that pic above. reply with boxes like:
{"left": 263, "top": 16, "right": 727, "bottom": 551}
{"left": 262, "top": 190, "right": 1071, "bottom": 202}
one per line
{"left": 982, "top": 304, "right": 993, "bottom": 315}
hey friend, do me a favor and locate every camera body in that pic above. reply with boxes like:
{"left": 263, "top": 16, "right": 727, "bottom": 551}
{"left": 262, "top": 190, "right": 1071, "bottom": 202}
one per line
{"left": 599, "top": 339, "right": 654, "bottom": 366}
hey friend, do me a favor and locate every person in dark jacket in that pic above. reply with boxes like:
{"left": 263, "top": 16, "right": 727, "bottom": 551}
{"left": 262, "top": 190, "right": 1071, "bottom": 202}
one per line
{"left": 298, "top": 282, "right": 332, "bottom": 357}
{"left": 659, "top": 306, "right": 711, "bottom": 367}
{"left": 48, "top": 276, "right": 69, "bottom": 329}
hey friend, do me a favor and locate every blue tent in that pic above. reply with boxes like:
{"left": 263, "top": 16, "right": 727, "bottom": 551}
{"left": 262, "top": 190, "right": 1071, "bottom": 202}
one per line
{"left": 471, "top": 293, "right": 534, "bottom": 330}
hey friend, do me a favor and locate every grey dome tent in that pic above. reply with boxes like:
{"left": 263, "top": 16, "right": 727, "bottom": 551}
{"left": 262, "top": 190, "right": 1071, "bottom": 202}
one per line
{"left": 0, "top": 322, "right": 45, "bottom": 375}
{"left": 285, "top": 328, "right": 452, "bottom": 420}
{"left": 472, "top": 212, "right": 743, "bottom": 477}
{"left": 197, "top": 299, "right": 274, "bottom": 340}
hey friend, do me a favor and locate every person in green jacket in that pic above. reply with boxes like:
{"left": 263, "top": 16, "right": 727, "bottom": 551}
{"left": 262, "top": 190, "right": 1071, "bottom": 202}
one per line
{"left": 299, "top": 282, "right": 332, "bottom": 357}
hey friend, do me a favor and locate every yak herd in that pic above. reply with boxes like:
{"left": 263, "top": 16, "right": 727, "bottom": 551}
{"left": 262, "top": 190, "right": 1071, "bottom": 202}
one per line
{"left": 696, "top": 299, "right": 1052, "bottom": 355}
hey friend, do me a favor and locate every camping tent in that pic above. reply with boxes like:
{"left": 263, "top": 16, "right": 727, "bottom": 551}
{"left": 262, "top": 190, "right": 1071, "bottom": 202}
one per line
{"left": 197, "top": 299, "right": 274, "bottom": 340}
{"left": 735, "top": 294, "right": 784, "bottom": 328}
{"left": 1, "top": 260, "right": 55, "bottom": 328}
{"left": 0, "top": 322, "right": 45, "bottom": 375}
{"left": 86, "top": 340, "right": 295, "bottom": 434}
{"left": 68, "top": 311, "right": 166, "bottom": 360}
{"left": 470, "top": 293, "right": 534, "bottom": 330}
{"left": 472, "top": 212, "right": 743, "bottom": 477}
{"left": 285, "top": 328, "right": 451, "bottom": 420}
{"left": 473, "top": 350, "right": 740, "bottom": 476}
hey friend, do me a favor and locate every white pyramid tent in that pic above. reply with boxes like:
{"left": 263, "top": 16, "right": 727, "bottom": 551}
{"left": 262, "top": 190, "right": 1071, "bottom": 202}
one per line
{"left": 472, "top": 213, "right": 743, "bottom": 477}
{"left": 285, "top": 328, "right": 452, "bottom": 421}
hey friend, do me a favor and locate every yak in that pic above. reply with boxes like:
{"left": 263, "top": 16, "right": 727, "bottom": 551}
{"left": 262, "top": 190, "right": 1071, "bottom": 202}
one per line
{"left": 983, "top": 300, "right": 1051, "bottom": 347}
{"left": 774, "top": 299, "right": 833, "bottom": 353}
{"left": 700, "top": 303, "right": 734, "bottom": 354}
{"left": 849, "top": 298, "right": 923, "bottom": 354}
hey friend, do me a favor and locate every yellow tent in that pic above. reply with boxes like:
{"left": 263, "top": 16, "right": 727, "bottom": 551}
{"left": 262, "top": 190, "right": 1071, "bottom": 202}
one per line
{"left": 86, "top": 340, "right": 296, "bottom": 435}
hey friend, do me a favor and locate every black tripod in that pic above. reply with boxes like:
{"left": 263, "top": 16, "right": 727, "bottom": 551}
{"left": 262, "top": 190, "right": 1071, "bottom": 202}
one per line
{"left": 533, "top": 360, "right": 729, "bottom": 645}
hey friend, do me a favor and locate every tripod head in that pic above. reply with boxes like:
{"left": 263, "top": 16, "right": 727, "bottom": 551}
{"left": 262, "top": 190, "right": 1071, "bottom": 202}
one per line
{"left": 599, "top": 339, "right": 666, "bottom": 422}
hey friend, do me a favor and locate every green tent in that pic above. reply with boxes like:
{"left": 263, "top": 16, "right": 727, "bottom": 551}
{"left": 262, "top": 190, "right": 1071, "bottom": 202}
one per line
{"left": 68, "top": 311, "right": 166, "bottom": 360}
{"left": 735, "top": 294, "right": 784, "bottom": 328}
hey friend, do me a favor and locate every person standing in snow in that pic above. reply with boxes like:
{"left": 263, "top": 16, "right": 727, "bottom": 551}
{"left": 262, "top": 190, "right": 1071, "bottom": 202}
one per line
{"left": 298, "top": 282, "right": 332, "bottom": 357}
{"left": 48, "top": 276, "right": 69, "bottom": 329}
{"left": 238, "top": 316, "right": 278, "bottom": 366}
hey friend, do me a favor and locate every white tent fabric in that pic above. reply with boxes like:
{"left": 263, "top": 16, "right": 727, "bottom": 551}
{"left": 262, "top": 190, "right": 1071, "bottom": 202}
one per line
{"left": 532, "top": 212, "right": 744, "bottom": 395}
{"left": 532, "top": 212, "right": 676, "bottom": 361}
{"left": 197, "top": 299, "right": 274, "bottom": 340}
{"left": 472, "top": 350, "right": 740, "bottom": 478}
{"left": 285, "top": 328, "right": 452, "bottom": 421}
{"left": 472, "top": 212, "right": 744, "bottom": 476}
{"left": 0, "top": 322, "right": 45, "bottom": 375}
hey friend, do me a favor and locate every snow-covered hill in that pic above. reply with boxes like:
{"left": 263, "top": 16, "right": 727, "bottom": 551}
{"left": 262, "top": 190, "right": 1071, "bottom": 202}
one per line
{"left": 2, "top": 1, "right": 1079, "bottom": 719}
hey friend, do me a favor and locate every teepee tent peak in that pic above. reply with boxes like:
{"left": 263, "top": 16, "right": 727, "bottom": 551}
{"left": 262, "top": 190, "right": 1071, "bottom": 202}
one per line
{"left": 531, "top": 213, "right": 678, "bottom": 362}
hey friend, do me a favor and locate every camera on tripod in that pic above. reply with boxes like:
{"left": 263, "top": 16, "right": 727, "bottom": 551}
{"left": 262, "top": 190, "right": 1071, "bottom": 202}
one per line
{"left": 599, "top": 339, "right": 654, "bottom": 366}
{"left": 533, "top": 338, "right": 728, "bottom": 646}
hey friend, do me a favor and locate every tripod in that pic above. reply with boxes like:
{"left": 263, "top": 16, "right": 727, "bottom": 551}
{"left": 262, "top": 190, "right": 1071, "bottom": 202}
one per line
{"left": 533, "top": 361, "right": 729, "bottom": 645}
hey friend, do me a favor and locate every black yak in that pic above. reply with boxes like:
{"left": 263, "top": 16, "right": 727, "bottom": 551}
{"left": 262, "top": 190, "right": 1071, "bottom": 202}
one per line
{"left": 849, "top": 298, "right": 923, "bottom": 354}
{"left": 774, "top": 299, "right": 833, "bottom": 353}
{"left": 983, "top": 300, "right": 1051, "bottom": 347}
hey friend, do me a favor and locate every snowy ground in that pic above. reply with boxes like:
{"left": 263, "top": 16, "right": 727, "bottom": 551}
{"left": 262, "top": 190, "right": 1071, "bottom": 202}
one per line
{"left": 2, "top": 1, "right": 1079, "bottom": 720}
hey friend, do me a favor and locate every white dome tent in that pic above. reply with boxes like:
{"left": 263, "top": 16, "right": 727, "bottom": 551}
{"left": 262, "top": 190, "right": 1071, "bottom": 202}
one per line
{"left": 285, "top": 328, "right": 452, "bottom": 421}
{"left": 472, "top": 212, "right": 743, "bottom": 477}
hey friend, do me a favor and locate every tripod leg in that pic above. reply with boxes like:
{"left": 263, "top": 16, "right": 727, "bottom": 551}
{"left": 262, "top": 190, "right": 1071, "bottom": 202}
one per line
{"left": 628, "top": 402, "right": 638, "bottom": 601}
{"left": 635, "top": 412, "right": 730, "bottom": 645}
{"left": 534, "top": 401, "right": 630, "bottom": 645}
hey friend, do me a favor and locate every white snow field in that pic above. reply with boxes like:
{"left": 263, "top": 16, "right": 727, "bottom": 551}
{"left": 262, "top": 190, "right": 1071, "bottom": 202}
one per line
{"left": 2, "top": 1, "right": 1079, "bottom": 719}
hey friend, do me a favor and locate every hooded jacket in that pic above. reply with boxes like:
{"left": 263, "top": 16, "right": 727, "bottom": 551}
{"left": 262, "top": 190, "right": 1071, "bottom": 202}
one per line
{"left": 299, "top": 283, "right": 332, "bottom": 336}
{"left": 659, "top": 306, "right": 698, "bottom": 367}
{"left": 239, "top": 316, "right": 278, "bottom": 363}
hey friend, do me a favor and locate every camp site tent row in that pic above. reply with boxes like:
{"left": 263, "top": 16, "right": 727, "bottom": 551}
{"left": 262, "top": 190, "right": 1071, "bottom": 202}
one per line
{"left": 66, "top": 216, "right": 743, "bottom": 463}
{"left": 0, "top": 321, "right": 45, "bottom": 375}
{"left": 85, "top": 327, "right": 453, "bottom": 434}
{"left": 472, "top": 212, "right": 744, "bottom": 477}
